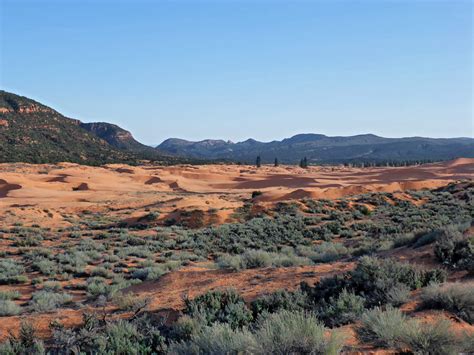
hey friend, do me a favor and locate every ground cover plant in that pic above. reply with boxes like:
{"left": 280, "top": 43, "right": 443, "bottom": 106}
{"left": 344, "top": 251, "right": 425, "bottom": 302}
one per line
{"left": 0, "top": 181, "right": 472, "bottom": 353}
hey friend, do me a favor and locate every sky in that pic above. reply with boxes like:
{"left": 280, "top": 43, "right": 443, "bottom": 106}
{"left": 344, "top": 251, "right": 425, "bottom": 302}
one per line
{"left": 0, "top": 0, "right": 472, "bottom": 145}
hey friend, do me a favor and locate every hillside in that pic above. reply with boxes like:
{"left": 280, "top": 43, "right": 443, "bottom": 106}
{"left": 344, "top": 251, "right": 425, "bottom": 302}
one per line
{"left": 158, "top": 133, "right": 474, "bottom": 164}
{"left": 0, "top": 91, "right": 181, "bottom": 165}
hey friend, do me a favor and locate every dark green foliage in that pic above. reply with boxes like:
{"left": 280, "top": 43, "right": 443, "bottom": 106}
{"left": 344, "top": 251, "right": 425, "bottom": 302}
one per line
{"left": 434, "top": 228, "right": 473, "bottom": 271}
{"left": 303, "top": 256, "right": 446, "bottom": 308}
{"left": 51, "top": 313, "right": 166, "bottom": 354}
{"left": 0, "top": 322, "right": 45, "bottom": 354}
{"left": 250, "top": 289, "right": 310, "bottom": 318}
{"left": 184, "top": 290, "right": 253, "bottom": 329}
{"left": 256, "top": 156, "right": 261, "bottom": 168}
{"left": 317, "top": 289, "right": 366, "bottom": 327}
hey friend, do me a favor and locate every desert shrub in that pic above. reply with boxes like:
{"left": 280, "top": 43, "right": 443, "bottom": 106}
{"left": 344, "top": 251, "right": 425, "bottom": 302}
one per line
{"left": 420, "top": 283, "right": 474, "bottom": 324}
{"left": 169, "top": 323, "right": 257, "bottom": 354}
{"left": 303, "top": 257, "right": 445, "bottom": 309}
{"left": 0, "top": 260, "right": 27, "bottom": 285}
{"left": 30, "top": 290, "right": 73, "bottom": 312}
{"left": 51, "top": 313, "right": 165, "bottom": 354}
{"left": 130, "top": 261, "right": 179, "bottom": 281}
{"left": 42, "top": 281, "right": 62, "bottom": 292}
{"left": 91, "top": 266, "right": 113, "bottom": 279}
{"left": 434, "top": 228, "right": 473, "bottom": 270}
{"left": 349, "top": 256, "right": 446, "bottom": 306}
{"left": 184, "top": 290, "right": 253, "bottom": 329}
{"left": 31, "top": 258, "right": 58, "bottom": 277}
{"left": 0, "top": 299, "right": 21, "bottom": 316}
{"left": 113, "top": 292, "right": 150, "bottom": 313}
{"left": 0, "top": 322, "right": 45, "bottom": 354}
{"left": 255, "top": 310, "right": 345, "bottom": 354}
{"left": 400, "top": 319, "right": 459, "bottom": 355}
{"left": 298, "top": 242, "right": 349, "bottom": 263}
{"left": 0, "top": 290, "right": 21, "bottom": 300}
{"left": 86, "top": 277, "right": 111, "bottom": 299}
{"left": 250, "top": 289, "right": 310, "bottom": 318}
{"left": 217, "top": 249, "right": 310, "bottom": 271}
{"left": 103, "top": 320, "right": 151, "bottom": 354}
{"left": 385, "top": 283, "right": 410, "bottom": 307}
{"left": 169, "top": 315, "right": 203, "bottom": 342}
{"left": 317, "top": 289, "right": 365, "bottom": 327}
{"left": 357, "top": 306, "right": 408, "bottom": 349}
{"left": 13, "top": 233, "right": 43, "bottom": 247}
{"left": 358, "top": 306, "right": 461, "bottom": 353}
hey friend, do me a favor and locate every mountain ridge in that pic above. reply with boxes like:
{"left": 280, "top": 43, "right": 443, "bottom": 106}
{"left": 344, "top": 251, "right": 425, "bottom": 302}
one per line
{"left": 157, "top": 133, "right": 474, "bottom": 164}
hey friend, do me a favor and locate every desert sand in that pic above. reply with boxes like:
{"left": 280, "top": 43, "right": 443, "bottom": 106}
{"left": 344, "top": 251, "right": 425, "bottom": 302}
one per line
{"left": 0, "top": 158, "right": 472, "bottom": 228}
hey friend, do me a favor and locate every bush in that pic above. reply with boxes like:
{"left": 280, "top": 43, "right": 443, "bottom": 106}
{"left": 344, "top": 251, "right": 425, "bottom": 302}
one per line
{"left": 0, "top": 290, "right": 21, "bottom": 300}
{"left": 113, "top": 292, "right": 150, "bottom": 313}
{"left": 384, "top": 283, "right": 410, "bottom": 307}
{"left": 420, "top": 283, "right": 474, "bottom": 324}
{"left": 217, "top": 249, "right": 310, "bottom": 271}
{"left": 0, "top": 321, "right": 45, "bottom": 354}
{"left": 169, "top": 323, "right": 258, "bottom": 354}
{"left": 434, "top": 228, "right": 473, "bottom": 270}
{"left": 357, "top": 307, "right": 461, "bottom": 353}
{"left": 255, "top": 310, "right": 345, "bottom": 354}
{"left": 0, "top": 299, "right": 21, "bottom": 316}
{"left": 304, "top": 242, "right": 349, "bottom": 263}
{"left": 318, "top": 289, "right": 365, "bottom": 327}
{"left": 251, "top": 289, "right": 310, "bottom": 318}
{"left": 303, "top": 257, "right": 445, "bottom": 309}
{"left": 30, "top": 291, "right": 73, "bottom": 312}
{"left": 357, "top": 306, "right": 408, "bottom": 349}
{"left": 349, "top": 256, "right": 446, "bottom": 306}
{"left": 0, "top": 260, "right": 28, "bottom": 285}
{"left": 184, "top": 290, "right": 253, "bottom": 329}
{"left": 401, "top": 319, "right": 459, "bottom": 354}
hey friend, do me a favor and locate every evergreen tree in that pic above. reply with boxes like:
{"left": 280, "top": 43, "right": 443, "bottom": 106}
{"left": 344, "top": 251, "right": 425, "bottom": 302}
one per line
{"left": 299, "top": 157, "right": 308, "bottom": 168}
{"left": 256, "top": 156, "right": 261, "bottom": 168}
{"left": 274, "top": 158, "right": 279, "bottom": 167}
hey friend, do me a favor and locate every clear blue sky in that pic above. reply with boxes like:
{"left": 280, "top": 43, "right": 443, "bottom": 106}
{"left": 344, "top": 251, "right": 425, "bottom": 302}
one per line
{"left": 1, "top": 0, "right": 472, "bottom": 145}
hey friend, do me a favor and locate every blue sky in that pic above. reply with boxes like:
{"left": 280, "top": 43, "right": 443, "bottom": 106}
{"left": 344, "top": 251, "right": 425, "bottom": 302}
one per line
{"left": 1, "top": 0, "right": 472, "bottom": 145}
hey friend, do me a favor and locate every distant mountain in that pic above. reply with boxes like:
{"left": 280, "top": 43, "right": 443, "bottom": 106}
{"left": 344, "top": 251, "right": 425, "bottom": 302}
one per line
{"left": 0, "top": 91, "right": 177, "bottom": 165}
{"left": 158, "top": 133, "right": 474, "bottom": 164}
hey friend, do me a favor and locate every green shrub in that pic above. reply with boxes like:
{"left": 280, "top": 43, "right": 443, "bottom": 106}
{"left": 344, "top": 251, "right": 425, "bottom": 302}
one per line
{"left": 255, "top": 310, "right": 345, "bottom": 354}
{"left": 434, "top": 228, "right": 473, "bottom": 270}
{"left": 169, "top": 323, "right": 257, "bottom": 354}
{"left": 113, "top": 292, "right": 150, "bottom": 313}
{"left": 0, "top": 260, "right": 28, "bottom": 285}
{"left": 217, "top": 249, "right": 310, "bottom": 271}
{"left": 401, "top": 319, "right": 459, "bottom": 355}
{"left": 31, "top": 258, "right": 58, "bottom": 277}
{"left": 357, "top": 306, "right": 461, "bottom": 353}
{"left": 251, "top": 289, "right": 310, "bottom": 318}
{"left": 357, "top": 306, "right": 408, "bottom": 349}
{"left": 385, "top": 283, "right": 411, "bottom": 307}
{"left": 0, "top": 299, "right": 21, "bottom": 316}
{"left": 420, "top": 283, "right": 474, "bottom": 324}
{"left": 318, "top": 289, "right": 365, "bottom": 327}
{"left": 184, "top": 290, "right": 253, "bottom": 329}
{"left": 30, "top": 291, "right": 73, "bottom": 312}
{"left": 0, "top": 290, "right": 21, "bottom": 300}
{"left": 0, "top": 321, "right": 45, "bottom": 354}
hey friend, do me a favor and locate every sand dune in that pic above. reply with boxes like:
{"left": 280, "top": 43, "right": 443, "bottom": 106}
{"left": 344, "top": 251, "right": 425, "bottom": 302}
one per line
{"left": 0, "top": 158, "right": 472, "bottom": 227}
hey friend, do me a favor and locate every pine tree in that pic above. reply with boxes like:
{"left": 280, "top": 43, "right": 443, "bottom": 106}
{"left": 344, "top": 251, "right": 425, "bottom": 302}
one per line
{"left": 256, "top": 156, "right": 261, "bottom": 168}
{"left": 274, "top": 158, "right": 279, "bottom": 167}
